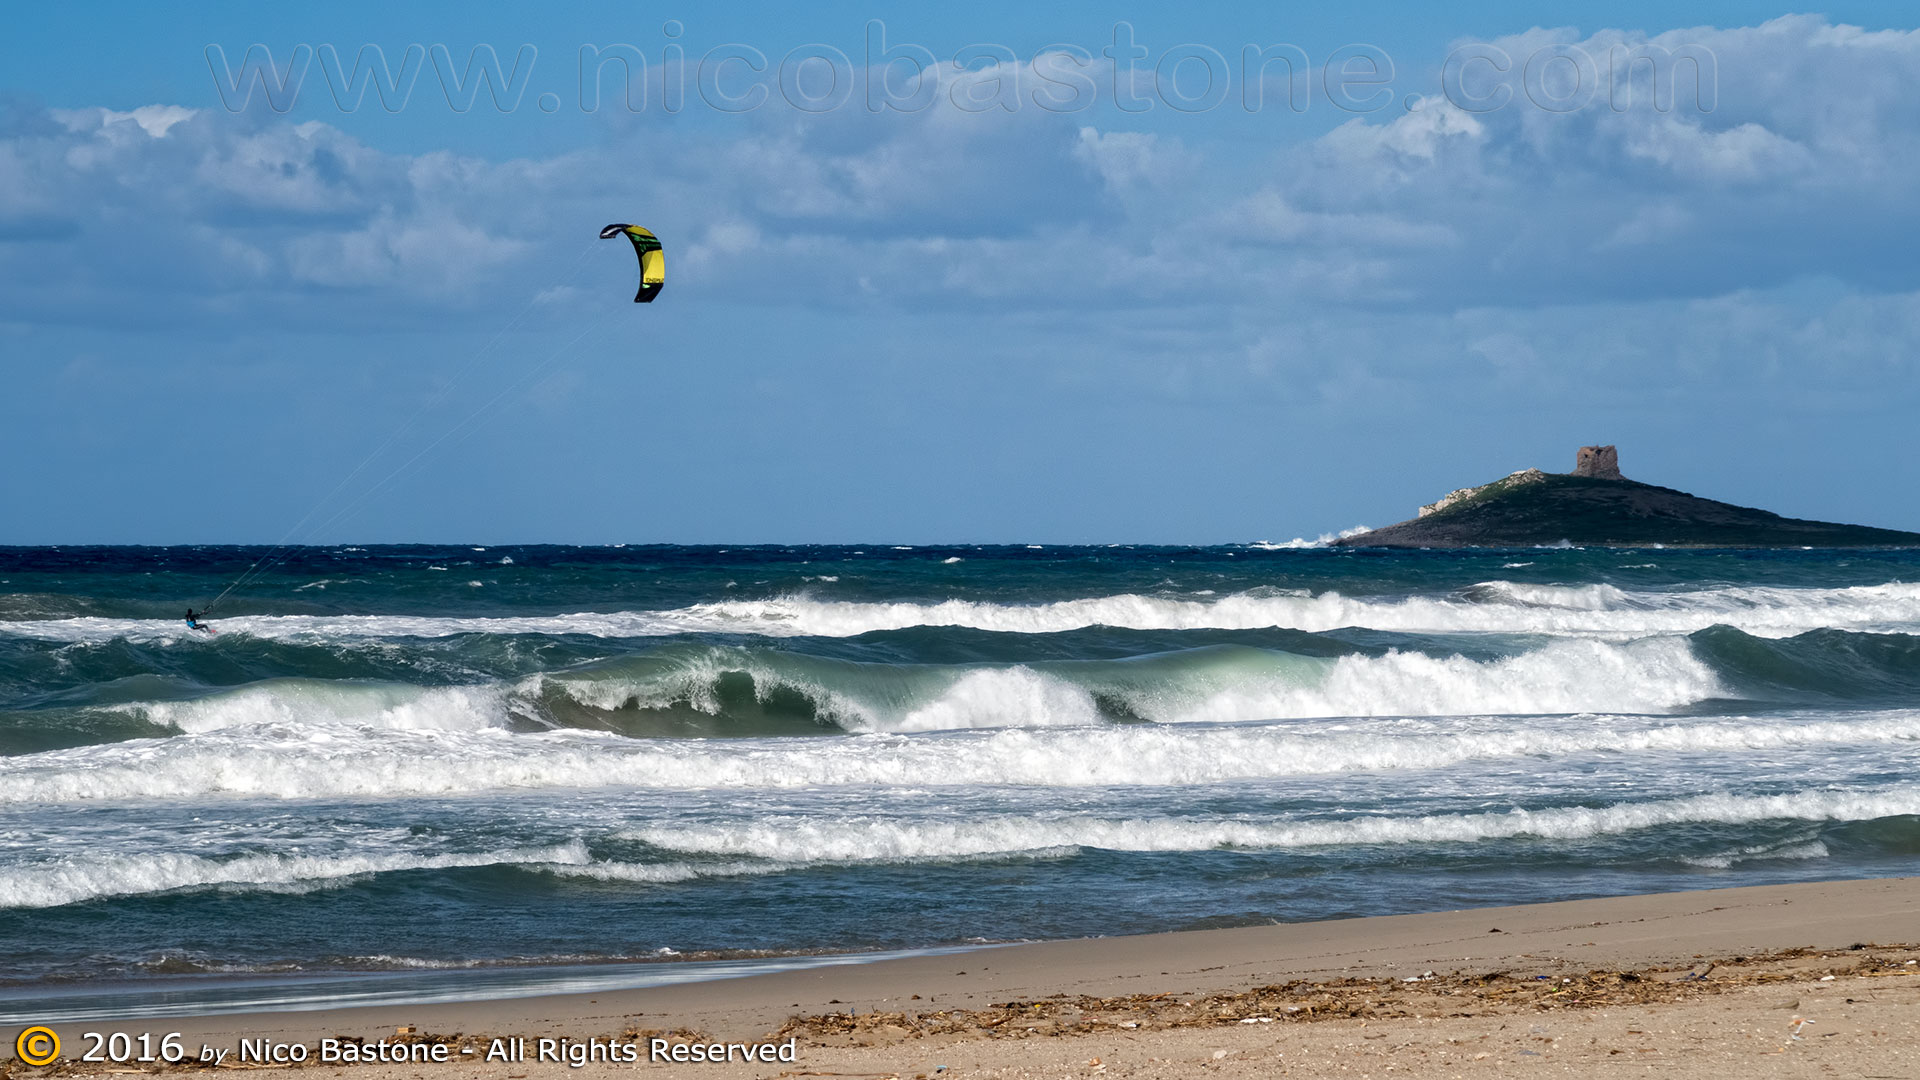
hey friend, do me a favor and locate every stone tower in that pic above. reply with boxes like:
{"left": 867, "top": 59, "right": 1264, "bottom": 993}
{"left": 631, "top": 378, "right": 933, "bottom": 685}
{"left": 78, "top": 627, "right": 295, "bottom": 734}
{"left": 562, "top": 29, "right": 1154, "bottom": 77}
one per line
{"left": 1574, "top": 445, "right": 1622, "bottom": 480}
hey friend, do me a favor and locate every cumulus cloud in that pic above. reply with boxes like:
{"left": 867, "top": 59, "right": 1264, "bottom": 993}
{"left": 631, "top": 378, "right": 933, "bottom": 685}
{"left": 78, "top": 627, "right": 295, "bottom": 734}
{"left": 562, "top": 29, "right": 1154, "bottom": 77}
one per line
{"left": 1072, "top": 126, "right": 1185, "bottom": 193}
{"left": 3, "top": 13, "right": 1919, "bottom": 381}
{"left": 1623, "top": 118, "right": 1811, "bottom": 182}
{"left": 1318, "top": 100, "right": 1485, "bottom": 165}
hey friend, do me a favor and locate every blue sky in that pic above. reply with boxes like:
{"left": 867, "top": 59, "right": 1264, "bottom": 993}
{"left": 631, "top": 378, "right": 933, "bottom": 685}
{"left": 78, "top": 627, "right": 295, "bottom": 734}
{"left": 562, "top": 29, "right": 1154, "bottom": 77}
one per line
{"left": 4, "top": 3, "right": 1919, "bottom": 543}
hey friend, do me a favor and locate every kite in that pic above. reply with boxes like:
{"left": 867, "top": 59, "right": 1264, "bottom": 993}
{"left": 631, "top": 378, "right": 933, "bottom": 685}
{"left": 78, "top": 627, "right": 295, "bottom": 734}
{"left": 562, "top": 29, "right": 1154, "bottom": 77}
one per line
{"left": 600, "top": 224, "right": 665, "bottom": 303}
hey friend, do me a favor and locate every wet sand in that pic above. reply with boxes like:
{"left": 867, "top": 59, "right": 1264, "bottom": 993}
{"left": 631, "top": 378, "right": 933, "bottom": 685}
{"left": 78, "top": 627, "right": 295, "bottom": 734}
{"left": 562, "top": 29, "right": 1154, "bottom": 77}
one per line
{"left": 13, "top": 876, "right": 1920, "bottom": 1077}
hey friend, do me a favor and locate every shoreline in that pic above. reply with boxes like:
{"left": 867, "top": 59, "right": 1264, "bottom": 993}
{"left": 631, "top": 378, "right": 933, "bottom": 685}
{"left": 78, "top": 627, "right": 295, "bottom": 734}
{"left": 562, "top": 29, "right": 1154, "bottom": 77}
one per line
{"left": 11, "top": 876, "right": 1919, "bottom": 1076}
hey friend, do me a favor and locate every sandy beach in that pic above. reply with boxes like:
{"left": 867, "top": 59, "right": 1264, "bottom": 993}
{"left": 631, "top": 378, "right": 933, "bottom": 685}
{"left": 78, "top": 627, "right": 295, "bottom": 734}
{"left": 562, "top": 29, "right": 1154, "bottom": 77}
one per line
{"left": 11, "top": 876, "right": 1918, "bottom": 1078}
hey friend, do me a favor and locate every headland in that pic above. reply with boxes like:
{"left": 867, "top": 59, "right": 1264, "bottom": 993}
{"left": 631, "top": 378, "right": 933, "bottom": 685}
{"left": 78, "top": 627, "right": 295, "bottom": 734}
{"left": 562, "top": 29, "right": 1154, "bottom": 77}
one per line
{"left": 1335, "top": 445, "right": 1920, "bottom": 548}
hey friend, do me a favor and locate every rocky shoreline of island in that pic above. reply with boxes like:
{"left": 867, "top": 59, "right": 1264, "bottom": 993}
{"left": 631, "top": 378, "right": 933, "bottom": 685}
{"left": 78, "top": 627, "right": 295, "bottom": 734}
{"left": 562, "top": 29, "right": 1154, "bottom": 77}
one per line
{"left": 1334, "top": 446, "right": 1920, "bottom": 548}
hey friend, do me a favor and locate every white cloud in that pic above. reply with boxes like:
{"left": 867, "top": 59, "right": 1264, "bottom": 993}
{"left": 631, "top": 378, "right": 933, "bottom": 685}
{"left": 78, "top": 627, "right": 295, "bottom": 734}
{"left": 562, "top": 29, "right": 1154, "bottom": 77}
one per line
{"left": 1224, "top": 190, "right": 1455, "bottom": 249}
{"left": 1320, "top": 100, "right": 1485, "bottom": 164}
{"left": 1072, "top": 127, "right": 1182, "bottom": 192}
{"left": 1598, "top": 202, "right": 1692, "bottom": 249}
{"left": 1, "top": 13, "right": 1918, "bottom": 377}
{"left": 1624, "top": 119, "right": 1811, "bottom": 182}
{"left": 287, "top": 214, "right": 524, "bottom": 292}
{"left": 55, "top": 105, "right": 198, "bottom": 139}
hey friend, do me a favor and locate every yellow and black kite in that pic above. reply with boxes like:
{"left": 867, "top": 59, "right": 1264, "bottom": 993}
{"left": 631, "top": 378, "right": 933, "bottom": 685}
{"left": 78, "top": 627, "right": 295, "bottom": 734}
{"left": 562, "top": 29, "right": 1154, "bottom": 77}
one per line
{"left": 599, "top": 224, "right": 665, "bottom": 303}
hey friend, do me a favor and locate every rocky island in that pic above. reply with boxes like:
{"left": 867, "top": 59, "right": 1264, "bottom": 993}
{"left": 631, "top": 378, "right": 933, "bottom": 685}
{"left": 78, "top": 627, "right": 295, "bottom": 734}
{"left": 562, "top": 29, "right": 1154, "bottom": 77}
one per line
{"left": 1333, "top": 446, "right": 1920, "bottom": 548}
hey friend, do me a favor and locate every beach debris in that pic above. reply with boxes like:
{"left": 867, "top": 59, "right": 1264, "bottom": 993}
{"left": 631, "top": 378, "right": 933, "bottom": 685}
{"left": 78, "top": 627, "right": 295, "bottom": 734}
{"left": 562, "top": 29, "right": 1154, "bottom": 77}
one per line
{"left": 1819, "top": 975, "right": 1836, "bottom": 982}
{"left": 1682, "top": 962, "right": 1716, "bottom": 981}
{"left": 1402, "top": 971, "right": 1436, "bottom": 982}
{"left": 1764, "top": 1015, "right": 1818, "bottom": 1055}
{"left": 1489, "top": 927, "right": 1504, "bottom": 933}
{"left": 1212, "top": 1049, "right": 1230, "bottom": 1059}
{"left": 766, "top": 944, "right": 1919, "bottom": 1048}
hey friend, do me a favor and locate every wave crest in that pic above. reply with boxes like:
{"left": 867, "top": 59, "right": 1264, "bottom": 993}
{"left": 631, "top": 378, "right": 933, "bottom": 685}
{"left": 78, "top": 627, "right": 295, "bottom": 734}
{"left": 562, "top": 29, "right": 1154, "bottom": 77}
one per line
{"left": 624, "top": 786, "right": 1920, "bottom": 861}
{"left": 8, "top": 581, "right": 1920, "bottom": 643}
{"left": 9, "top": 709, "right": 1918, "bottom": 803}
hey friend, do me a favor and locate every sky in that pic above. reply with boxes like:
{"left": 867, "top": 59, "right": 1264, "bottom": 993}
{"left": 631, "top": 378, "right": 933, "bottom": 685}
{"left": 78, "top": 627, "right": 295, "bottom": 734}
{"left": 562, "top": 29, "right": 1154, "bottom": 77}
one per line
{"left": 4, "top": 3, "right": 1919, "bottom": 544}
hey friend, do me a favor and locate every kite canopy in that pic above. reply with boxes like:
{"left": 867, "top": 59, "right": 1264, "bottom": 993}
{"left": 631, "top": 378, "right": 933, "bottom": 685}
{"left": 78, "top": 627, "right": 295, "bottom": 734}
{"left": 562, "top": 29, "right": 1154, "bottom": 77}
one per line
{"left": 600, "top": 224, "right": 665, "bottom": 303}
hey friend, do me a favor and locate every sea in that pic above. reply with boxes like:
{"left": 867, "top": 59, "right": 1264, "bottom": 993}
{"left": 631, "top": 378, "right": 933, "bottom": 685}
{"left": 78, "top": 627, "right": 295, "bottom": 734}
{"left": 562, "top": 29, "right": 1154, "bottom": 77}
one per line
{"left": 4, "top": 543, "right": 1919, "bottom": 1018}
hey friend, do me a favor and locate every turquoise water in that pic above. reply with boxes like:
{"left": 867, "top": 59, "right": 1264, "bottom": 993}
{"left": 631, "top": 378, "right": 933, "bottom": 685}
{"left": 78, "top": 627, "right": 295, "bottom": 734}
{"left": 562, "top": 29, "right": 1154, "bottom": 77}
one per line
{"left": 3, "top": 544, "right": 1919, "bottom": 1009}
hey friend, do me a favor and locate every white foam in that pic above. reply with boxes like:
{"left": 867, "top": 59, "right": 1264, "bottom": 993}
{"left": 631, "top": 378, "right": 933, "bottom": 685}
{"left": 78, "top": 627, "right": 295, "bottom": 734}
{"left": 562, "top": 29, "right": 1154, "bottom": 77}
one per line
{"left": 623, "top": 786, "right": 1920, "bottom": 862}
{"left": 11, "top": 581, "right": 1920, "bottom": 643}
{"left": 540, "top": 859, "right": 792, "bottom": 884}
{"left": 125, "top": 681, "right": 510, "bottom": 734}
{"left": 1250, "top": 526, "right": 1373, "bottom": 549}
{"left": 890, "top": 667, "right": 1103, "bottom": 732}
{"left": 0, "top": 842, "right": 589, "bottom": 910}
{"left": 679, "top": 582, "right": 1920, "bottom": 639}
{"left": 1145, "top": 637, "right": 1720, "bottom": 723}
{"left": 6, "top": 709, "right": 1917, "bottom": 803}
{"left": 345, "top": 955, "right": 487, "bottom": 970}
{"left": 542, "top": 636, "right": 1723, "bottom": 733}
{"left": 1678, "top": 839, "right": 1831, "bottom": 869}
{"left": 542, "top": 651, "right": 1102, "bottom": 733}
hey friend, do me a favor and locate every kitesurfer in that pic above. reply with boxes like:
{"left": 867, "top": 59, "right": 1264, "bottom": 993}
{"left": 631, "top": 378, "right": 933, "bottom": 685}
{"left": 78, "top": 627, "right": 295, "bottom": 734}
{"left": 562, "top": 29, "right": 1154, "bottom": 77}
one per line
{"left": 185, "top": 608, "right": 211, "bottom": 633}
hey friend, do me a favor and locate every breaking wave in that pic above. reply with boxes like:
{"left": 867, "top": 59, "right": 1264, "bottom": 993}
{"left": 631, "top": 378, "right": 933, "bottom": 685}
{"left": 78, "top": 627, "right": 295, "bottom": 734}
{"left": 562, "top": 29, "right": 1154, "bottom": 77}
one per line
{"left": 541, "top": 636, "right": 1723, "bottom": 730}
{"left": 623, "top": 786, "right": 1920, "bottom": 861}
{"left": 6, "top": 581, "right": 1919, "bottom": 645}
{"left": 69, "top": 635, "right": 1724, "bottom": 742}
{"left": 11, "top": 788, "right": 1912, "bottom": 908}
{"left": 665, "top": 582, "right": 1920, "bottom": 639}
{"left": 129, "top": 682, "right": 512, "bottom": 734}
{"left": 7, "top": 708, "right": 1917, "bottom": 803}
{"left": 0, "top": 842, "right": 591, "bottom": 910}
